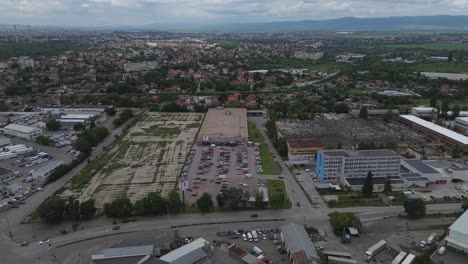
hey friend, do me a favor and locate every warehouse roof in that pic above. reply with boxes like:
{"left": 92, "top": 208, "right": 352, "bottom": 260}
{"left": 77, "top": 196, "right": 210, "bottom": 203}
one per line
{"left": 403, "top": 160, "right": 439, "bottom": 174}
{"left": 198, "top": 108, "right": 247, "bottom": 140}
{"left": 159, "top": 238, "right": 208, "bottom": 264}
{"left": 287, "top": 138, "right": 324, "bottom": 149}
{"left": 449, "top": 210, "right": 468, "bottom": 235}
{"left": 3, "top": 124, "right": 40, "bottom": 133}
{"left": 281, "top": 223, "right": 318, "bottom": 263}
{"left": 400, "top": 115, "right": 468, "bottom": 145}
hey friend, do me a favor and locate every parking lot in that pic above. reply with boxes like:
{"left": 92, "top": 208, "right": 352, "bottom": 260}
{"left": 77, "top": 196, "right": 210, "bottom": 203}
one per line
{"left": 0, "top": 137, "right": 75, "bottom": 209}
{"left": 182, "top": 143, "right": 267, "bottom": 206}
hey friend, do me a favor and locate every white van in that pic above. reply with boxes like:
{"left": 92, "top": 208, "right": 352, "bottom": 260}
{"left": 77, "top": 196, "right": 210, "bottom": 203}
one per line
{"left": 247, "top": 232, "right": 253, "bottom": 242}
{"left": 437, "top": 246, "right": 446, "bottom": 255}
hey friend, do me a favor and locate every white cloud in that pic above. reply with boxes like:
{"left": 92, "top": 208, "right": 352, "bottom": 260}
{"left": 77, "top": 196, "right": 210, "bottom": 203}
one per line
{"left": 0, "top": 0, "right": 466, "bottom": 26}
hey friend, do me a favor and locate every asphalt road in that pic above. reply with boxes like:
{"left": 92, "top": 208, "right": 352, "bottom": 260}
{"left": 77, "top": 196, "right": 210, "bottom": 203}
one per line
{"left": 0, "top": 114, "right": 463, "bottom": 263}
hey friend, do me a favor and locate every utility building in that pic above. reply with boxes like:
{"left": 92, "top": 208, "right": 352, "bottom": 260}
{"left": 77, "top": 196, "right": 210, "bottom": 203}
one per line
{"left": 2, "top": 124, "right": 43, "bottom": 140}
{"left": 445, "top": 210, "right": 468, "bottom": 253}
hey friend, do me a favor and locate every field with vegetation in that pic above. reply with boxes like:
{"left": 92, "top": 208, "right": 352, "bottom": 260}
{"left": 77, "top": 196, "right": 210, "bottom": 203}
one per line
{"left": 249, "top": 57, "right": 338, "bottom": 71}
{"left": 248, "top": 122, "right": 281, "bottom": 175}
{"left": 0, "top": 41, "right": 87, "bottom": 59}
{"left": 266, "top": 180, "right": 291, "bottom": 209}
{"left": 386, "top": 43, "right": 468, "bottom": 51}
{"left": 411, "top": 63, "right": 468, "bottom": 73}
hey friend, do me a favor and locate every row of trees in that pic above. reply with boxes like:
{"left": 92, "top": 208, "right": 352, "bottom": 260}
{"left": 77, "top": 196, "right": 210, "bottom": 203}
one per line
{"left": 112, "top": 109, "right": 134, "bottom": 127}
{"left": 103, "top": 191, "right": 182, "bottom": 218}
{"left": 37, "top": 197, "right": 96, "bottom": 224}
{"left": 197, "top": 188, "right": 267, "bottom": 212}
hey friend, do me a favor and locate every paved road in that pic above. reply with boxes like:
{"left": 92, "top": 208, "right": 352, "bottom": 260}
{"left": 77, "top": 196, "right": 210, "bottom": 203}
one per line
{"left": 0, "top": 114, "right": 463, "bottom": 263}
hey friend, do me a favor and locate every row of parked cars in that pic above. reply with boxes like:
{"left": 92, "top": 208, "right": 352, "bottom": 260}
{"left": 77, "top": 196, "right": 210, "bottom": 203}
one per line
{"left": 217, "top": 148, "right": 230, "bottom": 175}
{"left": 254, "top": 146, "right": 264, "bottom": 174}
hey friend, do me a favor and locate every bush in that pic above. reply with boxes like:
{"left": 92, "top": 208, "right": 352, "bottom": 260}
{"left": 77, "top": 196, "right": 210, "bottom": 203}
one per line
{"left": 404, "top": 199, "right": 426, "bottom": 219}
{"left": 328, "top": 211, "right": 361, "bottom": 235}
{"left": 37, "top": 197, "right": 66, "bottom": 224}
{"left": 104, "top": 196, "right": 134, "bottom": 218}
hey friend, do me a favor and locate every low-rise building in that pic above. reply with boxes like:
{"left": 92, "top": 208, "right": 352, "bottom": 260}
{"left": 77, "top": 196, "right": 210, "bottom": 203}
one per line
{"left": 32, "top": 160, "right": 64, "bottom": 182}
{"left": 410, "top": 106, "right": 436, "bottom": 119}
{"left": 281, "top": 223, "right": 319, "bottom": 264}
{"left": 2, "top": 124, "right": 43, "bottom": 140}
{"left": 445, "top": 210, "right": 468, "bottom": 253}
{"left": 287, "top": 139, "right": 323, "bottom": 165}
{"left": 401, "top": 159, "right": 443, "bottom": 182}
{"left": 455, "top": 117, "right": 468, "bottom": 135}
{"left": 159, "top": 237, "right": 211, "bottom": 264}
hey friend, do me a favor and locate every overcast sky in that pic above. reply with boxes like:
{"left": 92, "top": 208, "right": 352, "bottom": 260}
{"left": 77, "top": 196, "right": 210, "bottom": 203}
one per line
{"left": 1, "top": 0, "right": 468, "bottom": 27}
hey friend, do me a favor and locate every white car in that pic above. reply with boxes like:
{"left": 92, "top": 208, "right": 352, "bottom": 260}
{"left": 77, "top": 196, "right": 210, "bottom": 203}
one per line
{"left": 242, "top": 234, "right": 247, "bottom": 241}
{"left": 39, "top": 239, "right": 50, "bottom": 245}
{"left": 37, "top": 188, "right": 44, "bottom": 191}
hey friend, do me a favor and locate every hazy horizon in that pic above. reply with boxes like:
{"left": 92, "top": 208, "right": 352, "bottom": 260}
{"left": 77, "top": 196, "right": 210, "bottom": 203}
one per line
{"left": 2, "top": 0, "right": 468, "bottom": 27}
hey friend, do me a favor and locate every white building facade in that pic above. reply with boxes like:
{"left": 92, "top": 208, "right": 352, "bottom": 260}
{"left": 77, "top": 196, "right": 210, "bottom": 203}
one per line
{"left": 2, "top": 124, "right": 43, "bottom": 140}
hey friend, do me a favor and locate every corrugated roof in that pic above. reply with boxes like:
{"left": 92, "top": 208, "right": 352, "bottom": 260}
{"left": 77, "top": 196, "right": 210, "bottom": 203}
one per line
{"left": 404, "top": 160, "right": 439, "bottom": 174}
{"left": 357, "top": 149, "right": 399, "bottom": 157}
{"left": 4, "top": 124, "right": 40, "bottom": 133}
{"left": 101, "top": 245, "right": 154, "bottom": 258}
{"left": 400, "top": 115, "right": 468, "bottom": 145}
{"left": 159, "top": 238, "right": 208, "bottom": 263}
{"left": 281, "top": 223, "right": 317, "bottom": 263}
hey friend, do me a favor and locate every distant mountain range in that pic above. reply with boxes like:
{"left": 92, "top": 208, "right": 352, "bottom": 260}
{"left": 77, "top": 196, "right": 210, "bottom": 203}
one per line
{"left": 137, "top": 15, "right": 468, "bottom": 33}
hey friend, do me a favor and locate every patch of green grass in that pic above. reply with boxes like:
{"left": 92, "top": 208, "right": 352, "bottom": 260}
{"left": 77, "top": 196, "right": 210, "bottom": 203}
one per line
{"left": 248, "top": 122, "right": 281, "bottom": 175}
{"left": 102, "top": 163, "right": 127, "bottom": 174}
{"left": 186, "top": 123, "right": 201, "bottom": 128}
{"left": 250, "top": 57, "right": 338, "bottom": 71}
{"left": 321, "top": 190, "right": 387, "bottom": 208}
{"left": 143, "top": 125, "right": 181, "bottom": 136}
{"left": 386, "top": 43, "right": 468, "bottom": 51}
{"left": 412, "top": 63, "right": 468, "bottom": 73}
{"left": 267, "top": 180, "right": 291, "bottom": 209}
{"left": 23, "top": 210, "right": 41, "bottom": 223}
{"left": 212, "top": 39, "right": 241, "bottom": 49}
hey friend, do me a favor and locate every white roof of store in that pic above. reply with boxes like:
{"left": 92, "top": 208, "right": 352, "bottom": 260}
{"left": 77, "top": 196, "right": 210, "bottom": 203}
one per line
{"left": 3, "top": 124, "right": 39, "bottom": 133}
{"left": 411, "top": 106, "right": 435, "bottom": 112}
{"left": 159, "top": 237, "right": 208, "bottom": 263}
{"left": 57, "top": 119, "right": 87, "bottom": 123}
{"left": 400, "top": 115, "right": 468, "bottom": 145}
{"left": 449, "top": 210, "right": 468, "bottom": 234}
{"left": 60, "top": 114, "right": 95, "bottom": 119}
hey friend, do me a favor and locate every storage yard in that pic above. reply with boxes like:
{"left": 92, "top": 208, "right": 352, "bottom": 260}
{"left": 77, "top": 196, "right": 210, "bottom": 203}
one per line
{"left": 66, "top": 112, "right": 203, "bottom": 209}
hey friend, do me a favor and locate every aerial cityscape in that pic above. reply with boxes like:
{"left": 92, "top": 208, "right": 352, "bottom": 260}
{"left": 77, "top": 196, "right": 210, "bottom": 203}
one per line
{"left": 2, "top": 2, "right": 468, "bottom": 264}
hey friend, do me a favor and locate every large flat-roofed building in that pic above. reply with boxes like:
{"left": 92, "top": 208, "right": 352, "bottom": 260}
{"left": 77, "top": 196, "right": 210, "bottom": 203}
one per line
{"left": 40, "top": 105, "right": 109, "bottom": 114}
{"left": 1, "top": 124, "right": 43, "bottom": 140}
{"left": 398, "top": 115, "right": 468, "bottom": 152}
{"left": 91, "top": 245, "right": 157, "bottom": 264}
{"left": 197, "top": 108, "right": 248, "bottom": 144}
{"left": 401, "top": 159, "right": 443, "bottom": 182}
{"left": 316, "top": 149, "right": 401, "bottom": 182}
{"left": 445, "top": 210, "right": 468, "bottom": 253}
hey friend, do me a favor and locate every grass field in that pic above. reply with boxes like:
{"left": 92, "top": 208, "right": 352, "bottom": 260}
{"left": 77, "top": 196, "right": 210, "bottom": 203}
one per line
{"left": 413, "top": 98, "right": 468, "bottom": 107}
{"left": 213, "top": 39, "right": 240, "bottom": 49}
{"left": 267, "top": 180, "right": 291, "bottom": 209}
{"left": 411, "top": 63, "right": 468, "bottom": 73}
{"left": 248, "top": 122, "right": 281, "bottom": 175}
{"left": 386, "top": 43, "right": 468, "bottom": 51}
{"left": 250, "top": 58, "right": 338, "bottom": 71}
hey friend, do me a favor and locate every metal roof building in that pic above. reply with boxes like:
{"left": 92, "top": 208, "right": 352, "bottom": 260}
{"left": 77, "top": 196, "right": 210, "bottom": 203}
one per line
{"left": 401, "top": 159, "right": 443, "bottom": 182}
{"left": 398, "top": 115, "right": 468, "bottom": 152}
{"left": 91, "top": 245, "right": 157, "bottom": 264}
{"left": 281, "top": 223, "right": 319, "bottom": 264}
{"left": 2, "top": 124, "right": 43, "bottom": 140}
{"left": 446, "top": 210, "right": 468, "bottom": 253}
{"left": 159, "top": 238, "right": 210, "bottom": 264}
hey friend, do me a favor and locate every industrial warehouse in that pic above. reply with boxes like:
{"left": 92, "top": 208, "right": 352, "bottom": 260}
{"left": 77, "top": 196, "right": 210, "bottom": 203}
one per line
{"left": 197, "top": 108, "right": 248, "bottom": 144}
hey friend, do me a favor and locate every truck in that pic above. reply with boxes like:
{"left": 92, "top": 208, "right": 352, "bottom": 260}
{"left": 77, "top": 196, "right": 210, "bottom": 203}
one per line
{"left": 322, "top": 251, "right": 352, "bottom": 259}
{"left": 365, "top": 240, "right": 387, "bottom": 260}
{"left": 401, "top": 254, "right": 415, "bottom": 264}
{"left": 24, "top": 177, "right": 33, "bottom": 183}
{"left": 391, "top": 251, "right": 407, "bottom": 264}
{"left": 252, "top": 230, "right": 259, "bottom": 242}
{"left": 427, "top": 232, "right": 437, "bottom": 245}
{"left": 253, "top": 246, "right": 263, "bottom": 255}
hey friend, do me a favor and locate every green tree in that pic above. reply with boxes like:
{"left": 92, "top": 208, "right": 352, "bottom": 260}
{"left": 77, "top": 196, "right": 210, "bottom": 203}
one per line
{"left": 36, "top": 135, "right": 51, "bottom": 146}
{"left": 328, "top": 211, "right": 362, "bottom": 235}
{"left": 134, "top": 192, "right": 167, "bottom": 216}
{"left": 216, "top": 193, "right": 225, "bottom": 208}
{"left": 452, "top": 146, "right": 462, "bottom": 159}
{"left": 359, "top": 106, "right": 368, "bottom": 120}
{"left": 362, "top": 171, "right": 374, "bottom": 197}
{"left": 404, "top": 198, "right": 426, "bottom": 219}
{"left": 73, "top": 123, "right": 86, "bottom": 130}
{"left": 441, "top": 100, "right": 450, "bottom": 114}
{"left": 104, "top": 107, "right": 116, "bottom": 116}
{"left": 79, "top": 199, "right": 97, "bottom": 219}
{"left": 196, "top": 192, "right": 214, "bottom": 213}
{"left": 46, "top": 119, "right": 61, "bottom": 131}
{"left": 334, "top": 103, "right": 349, "bottom": 114}
{"left": 452, "top": 105, "right": 461, "bottom": 119}
{"left": 167, "top": 190, "right": 183, "bottom": 214}
{"left": 66, "top": 197, "right": 80, "bottom": 221}
{"left": 222, "top": 188, "right": 245, "bottom": 210}
{"left": 255, "top": 192, "right": 266, "bottom": 209}
{"left": 103, "top": 195, "right": 134, "bottom": 218}
{"left": 383, "top": 177, "right": 392, "bottom": 195}
{"left": 37, "top": 197, "right": 66, "bottom": 224}
{"left": 429, "top": 97, "right": 437, "bottom": 108}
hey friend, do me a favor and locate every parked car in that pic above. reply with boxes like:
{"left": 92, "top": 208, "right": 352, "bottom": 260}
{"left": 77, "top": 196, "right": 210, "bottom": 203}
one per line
{"left": 112, "top": 226, "right": 120, "bottom": 230}
{"left": 437, "top": 246, "right": 446, "bottom": 255}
